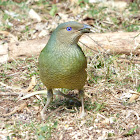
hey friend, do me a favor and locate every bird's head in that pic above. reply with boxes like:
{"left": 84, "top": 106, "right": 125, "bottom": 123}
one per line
{"left": 52, "top": 21, "right": 91, "bottom": 45}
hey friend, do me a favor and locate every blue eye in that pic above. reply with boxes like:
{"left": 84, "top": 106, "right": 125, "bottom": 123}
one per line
{"left": 66, "top": 27, "right": 72, "bottom": 31}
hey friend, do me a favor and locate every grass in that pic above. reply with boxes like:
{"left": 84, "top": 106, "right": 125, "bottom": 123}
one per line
{"left": 0, "top": 55, "right": 139, "bottom": 139}
{"left": 0, "top": 0, "right": 139, "bottom": 35}
{"left": 0, "top": 0, "right": 140, "bottom": 139}
{"left": 1, "top": 46, "right": 140, "bottom": 139}
{"left": 4, "top": 120, "right": 57, "bottom": 139}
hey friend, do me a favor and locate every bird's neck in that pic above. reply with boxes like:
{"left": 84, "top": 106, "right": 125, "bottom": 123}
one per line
{"left": 47, "top": 33, "right": 81, "bottom": 50}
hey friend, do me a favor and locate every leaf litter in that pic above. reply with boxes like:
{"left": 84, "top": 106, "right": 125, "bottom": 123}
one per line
{"left": 0, "top": 0, "right": 140, "bottom": 139}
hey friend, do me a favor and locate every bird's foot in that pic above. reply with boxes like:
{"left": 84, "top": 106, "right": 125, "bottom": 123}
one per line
{"left": 80, "top": 112, "right": 86, "bottom": 118}
{"left": 79, "top": 108, "right": 86, "bottom": 118}
{"left": 40, "top": 110, "right": 47, "bottom": 121}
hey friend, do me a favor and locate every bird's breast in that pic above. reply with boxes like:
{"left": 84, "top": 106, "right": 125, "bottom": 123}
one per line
{"left": 39, "top": 45, "right": 87, "bottom": 89}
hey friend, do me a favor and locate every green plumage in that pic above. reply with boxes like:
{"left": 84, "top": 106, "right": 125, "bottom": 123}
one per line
{"left": 38, "top": 21, "right": 91, "bottom": 119}
{"left": 39, "top": 42, "right": 87, "bottom": 89}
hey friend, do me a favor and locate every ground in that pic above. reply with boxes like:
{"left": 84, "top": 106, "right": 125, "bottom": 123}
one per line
{"left": 0, "top": 0, "right": 140, "bottom": 140}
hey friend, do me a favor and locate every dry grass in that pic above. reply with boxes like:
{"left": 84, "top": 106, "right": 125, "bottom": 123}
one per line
{"left": 0, "top": 0, "right": 140, "bottom": 139}
{"left": 0, "top": 53, "right": 139, "bottom": 139}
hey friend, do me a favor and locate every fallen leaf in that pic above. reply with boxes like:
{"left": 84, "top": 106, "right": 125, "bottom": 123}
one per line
{"left": 128, "top": 92, "right": 140, "bottom": 103}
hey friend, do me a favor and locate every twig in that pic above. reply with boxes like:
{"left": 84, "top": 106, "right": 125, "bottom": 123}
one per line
{"left": 17, "top": 90, "right": 47, "bottom": 101}
{"left": 79, "top": 41, "right": 98, "bottom": 53}
{"left": 0, "top": 82, "right": 22, "bottom": 90}
{"left": 117, "top": 58, "right": 140, "bottom": 64}
{"left": 1, "top": 102, "right": 27, "bottom": 117}
{"left": 45, "top": 106, "right": 64, "bottom": 119}
{"left": 0, "top": 92, "right": 19, "bottom": 96}
{"left": 86, "top": 34, "right": 110, "bottom": 55}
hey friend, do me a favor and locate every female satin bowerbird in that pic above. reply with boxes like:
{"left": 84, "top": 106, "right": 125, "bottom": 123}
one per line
{"left": 39, "top": 21, "right": 91, "bottom": 120}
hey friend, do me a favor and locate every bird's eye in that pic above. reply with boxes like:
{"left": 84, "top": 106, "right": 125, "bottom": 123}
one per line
{"left": 66, "top": 27, "right": 72, "bottom": 31}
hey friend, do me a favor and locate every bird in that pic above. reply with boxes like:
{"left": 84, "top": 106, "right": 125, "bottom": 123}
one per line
{"left": 38, "top": 21, "right": 91, "bottom": 120}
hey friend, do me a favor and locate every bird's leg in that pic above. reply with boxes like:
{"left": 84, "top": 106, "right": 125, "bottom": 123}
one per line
{"left": 41, "top": 89, "right": 53, "bottom": 120}
{"left": 79, "top": 89, "right": 86, "bottom": 118}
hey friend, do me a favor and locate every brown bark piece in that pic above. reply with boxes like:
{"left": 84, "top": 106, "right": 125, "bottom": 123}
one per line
{"left": 80, "top": 32, "right": 140, "bottom": 55}
{"left": 8, "top": 37, "right": 49, "bottom": 62}
{"left": 0, "top": 32, "right": 140, "bottom": 64}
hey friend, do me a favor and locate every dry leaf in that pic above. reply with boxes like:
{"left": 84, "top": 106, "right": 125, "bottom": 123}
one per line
{"left": 24, "top": 75, "right": 36, "bottom": 92}
{"left": 128, "top": 92, "right": 140, "bottom": 103}
{"left": 29, "top": 9, "right": 42, "bottom": 22}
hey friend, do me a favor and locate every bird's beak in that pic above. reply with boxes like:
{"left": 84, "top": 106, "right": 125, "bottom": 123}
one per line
{"left": 79, "top": 24, "right": 92, "bottom": 33}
